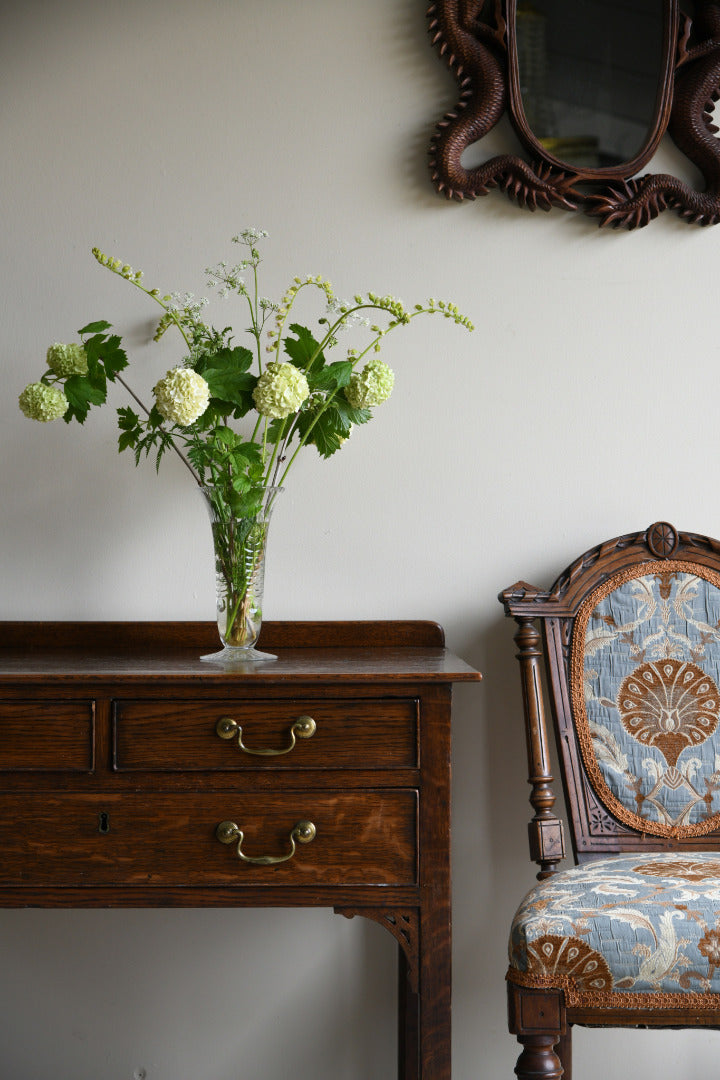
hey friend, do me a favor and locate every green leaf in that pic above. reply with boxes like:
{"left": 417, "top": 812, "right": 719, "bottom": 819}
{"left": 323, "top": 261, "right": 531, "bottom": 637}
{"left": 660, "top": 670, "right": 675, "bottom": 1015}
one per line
{"left": 101, "top": 335, "right": 129, "bottom": 380}
{"left": 186, "top": 442, "right": 210, "bottom": 475}
{"left": 284, "top": 324, "right": 324, "bottom": 371}
{"left": 79, "top": 320, "right": 112, "bottom": 335}
{"left": 154, "top": 435, "right": 171, "bottom": 473}
{"left": 296, "top": 407, "right": 344, "bottom": 459}
{"left": 308, "top": 360, "right": 352, "bottom": 393}
{"left": 231, "top": 441, "right": 263, "bottom": 469}
{"left": 83, "top": 334, "right": 108, "bottom": 375}
{"left": 332, "top": 396, "right": 372, "bottom": 427}
{"left": 195, "top": 345, "right": 253, "bottom": 376}
{"left": 116, "top": 406, "right": 142, "bottom": 452}
{"left": 228, "top": 491, "right": 263, "bottom": 516}
{"left": 62, "top": 373, "right": 108, "bottom": 424}
{"left": 117, "top": 405, "right": 140, "bottom": 431}
{"left": 118, "top": 429, "right": 137, "bottom": 452}
{"left": 213, "top": 425, "right": 238, "bottom": 448}
{"left": 295, "top": 398, "right": 371, "bottom": 458}
{"left": 202, "top": 368, "right": 257, "bottom": 411}
{"left": 266, "top": 418, "right": 287, "bottom": 445}
{"left": 81, "top": 332, "right": 127, "bottom": 384}
{"left": 248, "top": 460, "right": 265, "bottom": 484}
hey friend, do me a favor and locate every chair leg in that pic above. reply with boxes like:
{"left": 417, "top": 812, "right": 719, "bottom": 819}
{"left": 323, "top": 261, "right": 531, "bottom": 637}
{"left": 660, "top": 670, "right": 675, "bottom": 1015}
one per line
{"left": 507, "top": 984, "right": 566, "bottom": 1080}
{"left": 515, "top": 1035, "right": 564, "bottom": 1080}
{"left": 555, "top": 1026, "right": 571, "bottom": 1080}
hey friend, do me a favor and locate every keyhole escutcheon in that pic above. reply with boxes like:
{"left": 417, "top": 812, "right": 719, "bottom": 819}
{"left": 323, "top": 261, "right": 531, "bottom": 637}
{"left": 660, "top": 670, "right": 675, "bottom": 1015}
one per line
{"left": 98, "top": 811, "right": 110, "bottom": 834}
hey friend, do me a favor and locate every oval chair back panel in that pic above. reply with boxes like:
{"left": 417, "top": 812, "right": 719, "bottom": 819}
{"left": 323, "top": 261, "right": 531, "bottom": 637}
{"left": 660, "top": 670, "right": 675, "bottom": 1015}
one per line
{"left": 574, "top": 565, "right": 720, "bottom": 839}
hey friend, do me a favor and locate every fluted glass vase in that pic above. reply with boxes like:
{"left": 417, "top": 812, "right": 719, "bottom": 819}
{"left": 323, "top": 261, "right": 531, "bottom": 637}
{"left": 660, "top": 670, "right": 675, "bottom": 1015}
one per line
{"left": 200, "top": 485, "right": 281, "bottom": 663}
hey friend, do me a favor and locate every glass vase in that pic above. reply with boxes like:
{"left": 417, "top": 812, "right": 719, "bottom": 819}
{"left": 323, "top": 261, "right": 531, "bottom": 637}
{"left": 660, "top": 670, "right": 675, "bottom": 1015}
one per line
{"left": 199, "top": 485, "right": 281, "bottom": 663}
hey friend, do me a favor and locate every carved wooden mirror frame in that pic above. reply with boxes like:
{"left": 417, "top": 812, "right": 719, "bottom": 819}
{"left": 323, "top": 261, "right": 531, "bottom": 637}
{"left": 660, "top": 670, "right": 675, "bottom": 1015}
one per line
{"left": 428, "top": 1, "right": 720, "bottom": 228}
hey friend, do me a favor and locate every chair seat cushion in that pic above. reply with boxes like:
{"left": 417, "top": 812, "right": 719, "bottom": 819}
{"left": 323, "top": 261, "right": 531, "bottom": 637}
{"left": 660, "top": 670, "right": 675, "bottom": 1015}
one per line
{"left": 509, "top": 852, "right": 720, "bottom": 1008}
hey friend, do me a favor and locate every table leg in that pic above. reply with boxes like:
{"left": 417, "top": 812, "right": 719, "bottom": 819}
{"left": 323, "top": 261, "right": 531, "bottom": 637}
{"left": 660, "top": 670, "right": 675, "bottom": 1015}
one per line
{"left": 399, "top": 943, "right": 419, "bottom": 1079}
{"left": 417, "top": 898, "right": 452, "bottom": 1080}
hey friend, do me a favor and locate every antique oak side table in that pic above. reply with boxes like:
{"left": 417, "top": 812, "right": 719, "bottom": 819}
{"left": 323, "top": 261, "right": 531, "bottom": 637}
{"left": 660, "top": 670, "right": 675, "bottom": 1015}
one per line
{"left": 0, "top": 620, "right": 479, "bottom": 1080}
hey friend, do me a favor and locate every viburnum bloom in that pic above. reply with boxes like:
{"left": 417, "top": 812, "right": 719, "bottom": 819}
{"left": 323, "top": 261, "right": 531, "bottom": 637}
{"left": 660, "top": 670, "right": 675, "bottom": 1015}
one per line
{"left": 344, "top": 358, "right": 394, "bottom": 409}
{"left": 153, "top": 367, "right": 210, "bottom": 426}
{"left": 253, "top": 361, "right": 309, "bottom": 419}
{"left": 46, "top": 343, "right": 88, "bottom": 377}
{"left": 18, "top": 382, "right": 69, "bottom": 422}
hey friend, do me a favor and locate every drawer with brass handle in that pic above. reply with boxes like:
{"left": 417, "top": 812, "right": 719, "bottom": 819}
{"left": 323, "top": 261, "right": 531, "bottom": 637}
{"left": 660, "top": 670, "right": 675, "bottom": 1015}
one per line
{"left": 113, "top": 698, "right": 418, "bottom": 771}
{"left": 0, "top": 790, "right": 417, "bottom": 887}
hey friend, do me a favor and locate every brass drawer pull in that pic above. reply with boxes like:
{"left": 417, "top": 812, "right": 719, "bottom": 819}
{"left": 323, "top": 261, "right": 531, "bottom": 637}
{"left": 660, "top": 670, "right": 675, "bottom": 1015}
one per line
{"left": 215, "top": 819, "right": 317, "bottom": 865}
{"left": 215, "top": 714, "right": 316, "bottom": 756}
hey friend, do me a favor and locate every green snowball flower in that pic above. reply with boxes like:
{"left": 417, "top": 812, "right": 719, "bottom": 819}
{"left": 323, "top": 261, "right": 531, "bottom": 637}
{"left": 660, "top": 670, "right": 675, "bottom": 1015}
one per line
{"left": 344, "top": 359, "right": 394, "bottom": 409}
{"left": 253, "top": 361, "right": 309, "bottom": 419}
{"left": 46, "top": 342, "right": 88, "bottom": 377}
{"left": 153, "top": 367, "right": 210, "bottom": 426}
{"left": 19, "top": 382, "right": 69, "bottom": 422}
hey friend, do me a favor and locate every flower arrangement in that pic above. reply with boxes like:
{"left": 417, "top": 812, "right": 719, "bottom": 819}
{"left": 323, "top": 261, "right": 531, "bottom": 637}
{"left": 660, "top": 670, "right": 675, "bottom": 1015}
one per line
{"left": 19, "top": 229, "right": 473, "bottom": 654}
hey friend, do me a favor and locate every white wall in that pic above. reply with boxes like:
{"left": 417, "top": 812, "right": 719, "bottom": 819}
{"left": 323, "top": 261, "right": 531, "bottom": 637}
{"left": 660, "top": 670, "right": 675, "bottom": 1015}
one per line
{"left": 3, "top": 1, "right": 720, "bottom": 1077}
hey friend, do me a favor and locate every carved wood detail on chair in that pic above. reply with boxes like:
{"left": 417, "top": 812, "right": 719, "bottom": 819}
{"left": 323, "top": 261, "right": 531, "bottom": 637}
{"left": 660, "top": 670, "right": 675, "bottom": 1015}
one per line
{"left": 512, "top": 617, "right": 565, "bottom": 879}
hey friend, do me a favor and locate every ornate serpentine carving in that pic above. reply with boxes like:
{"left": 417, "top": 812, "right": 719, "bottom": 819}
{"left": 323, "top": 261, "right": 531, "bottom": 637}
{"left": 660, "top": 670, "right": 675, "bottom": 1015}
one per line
{"left": 427, "top": 0, "right": 579, "bottom": 211}
{"left": 589, "top": 4, "right": 720, "bottom": 227}
{"left": 428, "top": 1, "right": 720, "bottom": 228}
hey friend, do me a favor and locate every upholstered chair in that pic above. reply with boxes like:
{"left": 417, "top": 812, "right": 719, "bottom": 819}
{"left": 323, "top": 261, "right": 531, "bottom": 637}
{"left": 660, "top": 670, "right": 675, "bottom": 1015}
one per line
{"left": 500, "top": 523, "right": 720, "bottom": 1079}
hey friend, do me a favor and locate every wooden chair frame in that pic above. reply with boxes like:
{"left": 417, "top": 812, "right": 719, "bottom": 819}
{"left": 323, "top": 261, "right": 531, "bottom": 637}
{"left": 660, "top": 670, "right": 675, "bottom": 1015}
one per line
{"left": 500, "top": 522, "right": 720, "bottom": 1080}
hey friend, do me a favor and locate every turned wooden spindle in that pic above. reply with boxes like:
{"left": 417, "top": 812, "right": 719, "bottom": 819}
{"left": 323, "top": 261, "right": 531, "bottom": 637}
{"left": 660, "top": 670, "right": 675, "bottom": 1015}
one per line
{"left": 513, "top": 617, "right": 565, "bottom": 879}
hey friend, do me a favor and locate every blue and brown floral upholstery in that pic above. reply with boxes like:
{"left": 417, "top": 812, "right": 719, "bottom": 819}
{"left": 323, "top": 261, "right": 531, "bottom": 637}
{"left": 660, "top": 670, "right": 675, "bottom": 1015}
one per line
{"left": 509, "top": 852, "right": 720, "bottom": 1008}
{"left": 572, "top": 565, "right": 720, "bottom": 838}
{"left": 508, "top": 563, "right": 720, "bottom": 1010}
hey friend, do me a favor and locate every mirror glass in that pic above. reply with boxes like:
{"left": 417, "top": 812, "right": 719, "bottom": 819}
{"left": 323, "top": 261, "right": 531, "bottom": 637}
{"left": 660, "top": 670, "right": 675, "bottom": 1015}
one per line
{"left": 514, "top": 0, "right": 668, "bottom": 170}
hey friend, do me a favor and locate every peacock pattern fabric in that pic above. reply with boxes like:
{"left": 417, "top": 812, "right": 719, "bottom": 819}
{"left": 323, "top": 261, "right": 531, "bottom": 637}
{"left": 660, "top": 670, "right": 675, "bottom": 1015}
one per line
{"left": 508, "top": 852, "right": 720, "bottom": 1008}
{"left": 571, "top": 563, "right": 720, "bottom": 838}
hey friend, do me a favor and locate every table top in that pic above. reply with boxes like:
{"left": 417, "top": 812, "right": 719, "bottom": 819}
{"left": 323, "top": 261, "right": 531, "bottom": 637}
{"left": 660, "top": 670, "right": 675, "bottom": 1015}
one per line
{"left": 0, "top": 621, "right": 481, "bottom": 685}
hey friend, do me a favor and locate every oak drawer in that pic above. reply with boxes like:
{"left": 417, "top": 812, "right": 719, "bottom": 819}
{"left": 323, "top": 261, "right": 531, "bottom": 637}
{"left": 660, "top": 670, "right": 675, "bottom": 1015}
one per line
{"left": 0, "top": 790, "right": 417, "bottom": 887}
{"left": 0, "top": 701, "right": 94, "bottom": 772}
{"left": 113, "top": 698, "right": 418, "bottom": 771}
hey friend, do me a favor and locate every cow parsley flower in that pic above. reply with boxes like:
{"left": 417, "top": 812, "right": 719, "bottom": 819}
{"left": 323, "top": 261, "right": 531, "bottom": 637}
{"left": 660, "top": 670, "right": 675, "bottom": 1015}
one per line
{"left": 234, "top": 228, "right": 269, "bottom": 245}
{"left": 19, "top": 381, "right": 69, "bottom": 422}
{"left": 46, "top": 342, "right": 88, "bottom": 377}
{"left": 253, "top": 362, "right": 309, "bottom": 419}
{"left": 153, "top": 367, "right": 210, "bottom": 426}
{"left": 165, "top": 292, "right": 209, "bottom": 319}
{"left": 344, "top": 359, "right": 395, "bottom": 409}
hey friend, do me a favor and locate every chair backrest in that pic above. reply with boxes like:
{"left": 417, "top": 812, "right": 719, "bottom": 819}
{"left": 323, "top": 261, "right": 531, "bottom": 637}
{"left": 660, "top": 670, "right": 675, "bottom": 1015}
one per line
{"left": 500, "top": 522, "right": 720, "bottom": 877}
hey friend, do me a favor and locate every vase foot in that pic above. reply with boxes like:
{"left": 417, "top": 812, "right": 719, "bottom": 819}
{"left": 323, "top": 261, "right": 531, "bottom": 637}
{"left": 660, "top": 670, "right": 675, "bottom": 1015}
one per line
{"left": 200, "top": 646, "right": 278, "bottom": 664}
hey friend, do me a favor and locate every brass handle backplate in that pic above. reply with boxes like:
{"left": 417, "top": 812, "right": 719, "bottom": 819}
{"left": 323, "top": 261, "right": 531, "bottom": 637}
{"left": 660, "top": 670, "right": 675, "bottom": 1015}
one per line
{"left": 216, "top": 819, "right": 317, "bottom": 865}
{"left": 215, "top": 714, "right": 316, "bottom": 756}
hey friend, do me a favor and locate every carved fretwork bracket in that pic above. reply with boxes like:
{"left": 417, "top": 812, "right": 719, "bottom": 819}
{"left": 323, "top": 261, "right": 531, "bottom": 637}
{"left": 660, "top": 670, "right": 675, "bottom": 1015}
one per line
{"left": 334, "top": 906, "right": 420, "bottom": 992}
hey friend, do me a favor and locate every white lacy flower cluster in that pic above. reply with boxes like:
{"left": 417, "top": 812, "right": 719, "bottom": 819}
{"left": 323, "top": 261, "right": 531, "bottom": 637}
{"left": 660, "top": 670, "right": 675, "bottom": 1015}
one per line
{"left": 345, "top": 359, "right": 394, "bottom": 409}
{"left": 18, "top": 382, "right": 69, "bottom": 422}
{"left": 153, "top": 367, "right": 210, "bottom": 426}
{"left": 46, "top": 343, "right": 88, "bottom": 377}
{"left": 252, "top": 361, "right": 310, "bottom": 419}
